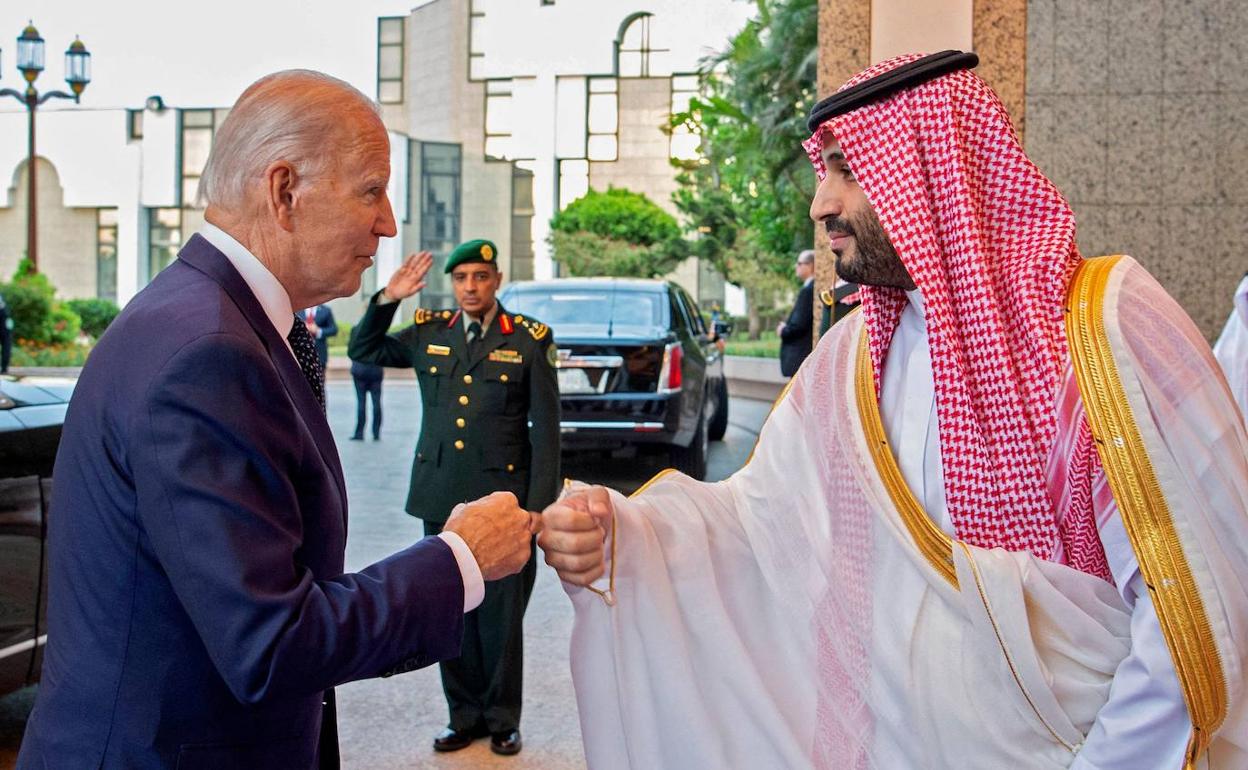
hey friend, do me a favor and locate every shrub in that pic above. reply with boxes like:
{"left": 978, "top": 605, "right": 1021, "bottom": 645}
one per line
{"left": 550, "top": 187, "right": 687, "bottom": 278}
{"left": 1, "top": 280, "right": 53, "bottom": 343}
{"left": 66, "top": 298, "right": 121, "bottom": 339}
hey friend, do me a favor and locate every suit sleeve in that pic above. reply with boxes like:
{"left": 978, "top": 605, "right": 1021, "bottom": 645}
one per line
{"left": 131, "top": 333, "right": 464, "bottom": 704}
{"left": 780, "top": 284, "right": 814, "bottom": 342}
{"left": 347, "top": 291, "right": 414, "bottom": 368}
{"left": 525, "top": 335, "right": 561, "bottom": 511}
{"left": 320, "top": 307, "right": 338, "bottom": 341}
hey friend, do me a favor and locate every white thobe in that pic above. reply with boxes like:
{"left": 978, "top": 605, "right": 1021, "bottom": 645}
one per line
{"left": 879, "top": 290, "right": 1190, "bottom": 769}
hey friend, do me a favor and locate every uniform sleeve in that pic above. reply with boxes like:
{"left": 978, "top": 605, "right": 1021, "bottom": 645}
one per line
{"left": 1069, "top": 475, "right": 1190, "bottom": 770}
{"left": 525, "top": 335, "right": 561, "bottom": 511}
{"left": 347, "top": 291, "right": 414, "bottom": 368}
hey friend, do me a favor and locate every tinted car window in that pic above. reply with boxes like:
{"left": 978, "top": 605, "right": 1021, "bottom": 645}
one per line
{"left": 505, "top": 289, "right": 667, "bottom": 328}
{"left": 679, "top": 290, "right": 706, "bottom": 335}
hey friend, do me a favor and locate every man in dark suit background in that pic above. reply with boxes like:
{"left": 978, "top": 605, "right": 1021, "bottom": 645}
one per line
{"left": 777, "top": 248, "right": 816, "bottom": 376}
{"left": 301, "top": 303, "right": 338, "bottom": 369}
{"left": 17, "top": 70, "right": 538, "bottom": 770}
{"left": 350, "top": 240, "right": 560, "bottom": 756}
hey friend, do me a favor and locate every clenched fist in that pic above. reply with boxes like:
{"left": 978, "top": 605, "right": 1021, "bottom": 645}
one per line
{"left": 444, "top": 491, "right": 540, "bottom": 581}
{"left": 538, "top": 485, "right": 613, "bottom": 586}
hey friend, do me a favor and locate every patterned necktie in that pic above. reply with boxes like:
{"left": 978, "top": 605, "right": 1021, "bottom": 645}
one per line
{"left": 467, "top": 320, "right": 483, "bottom": 357}
{"left": 288, "top": 316, "right": 326, "bottom": 411}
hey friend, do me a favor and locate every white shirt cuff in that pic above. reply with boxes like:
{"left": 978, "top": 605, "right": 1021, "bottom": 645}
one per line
{"left": 377, "top": 291, "right": 398, "bottom": 306}
{"left": 437, "top": 530, "right": 485, "bottom": 613}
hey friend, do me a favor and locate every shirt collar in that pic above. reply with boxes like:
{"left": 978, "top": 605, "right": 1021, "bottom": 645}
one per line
{"left": 462, "top": 302, "right": 499, "bottom": 334}
{"left": 199, "top": 223, "right": 295, "bottom": 341}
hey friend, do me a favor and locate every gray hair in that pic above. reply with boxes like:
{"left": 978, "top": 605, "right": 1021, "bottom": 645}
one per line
{"left": 199, "top": 69, "right": 380, "bottom": 209}
{"left": 797, "top": 249, "right": 816, "bottom": 265}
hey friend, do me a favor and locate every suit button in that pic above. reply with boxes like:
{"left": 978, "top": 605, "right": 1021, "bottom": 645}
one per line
{"left": 459, "top": 395, "right": 469, "bottom": 406}
{"left": 430, "top": 366, "right": 438, "bottom": 374}
{"left": 506, "top": 463, "right": 515, "bottom": 472}
{"left": 500, "top": 374, "right": 509, "bottom": 383}
{"left": 454, "top": 440, "right": 465, "bottom": 450}
{"left": 463, "top": 374, "right": 473, "bottom": 384}
{"left": 456, "top": 418, "right": 466, "bottom": 428}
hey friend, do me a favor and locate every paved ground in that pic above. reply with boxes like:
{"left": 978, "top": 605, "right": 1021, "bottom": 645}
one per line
{"left": 0, "top": 381, "right": 772, "bottom": 769}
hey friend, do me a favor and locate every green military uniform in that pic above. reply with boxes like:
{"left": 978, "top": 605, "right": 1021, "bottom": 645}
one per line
{"left": 348, "top": 240, "right": 560, "bottom": 741}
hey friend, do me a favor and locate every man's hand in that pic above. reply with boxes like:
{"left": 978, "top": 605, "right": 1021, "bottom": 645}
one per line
{"left": 538, "top": 486, "right": 613, "bottom": 586}
{"left": 383, "top": 251, "right": 434, "bottom": 301}
{"left": 444, "top": 491, "right": 540, "bottom": 581}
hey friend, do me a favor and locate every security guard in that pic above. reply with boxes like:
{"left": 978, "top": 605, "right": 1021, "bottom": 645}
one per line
{"left": 348, "top": 239, "right": 560, "bottom": 757}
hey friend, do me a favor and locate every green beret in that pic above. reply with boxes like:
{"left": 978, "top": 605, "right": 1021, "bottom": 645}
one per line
{"left": 444, "top": 238, "right": 500, "bottom": 273}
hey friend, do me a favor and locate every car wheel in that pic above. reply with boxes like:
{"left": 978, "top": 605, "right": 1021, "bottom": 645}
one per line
{"left": 670, "top": 404, "right": 709, "bottom": 480}
{"left": 707, "top": 377, "right": 729, "bottom": 442}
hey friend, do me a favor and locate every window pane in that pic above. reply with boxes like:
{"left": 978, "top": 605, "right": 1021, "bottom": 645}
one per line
{"left": 589, "top": 77, "right": 617, "bottom": 94}
{"left": 672, "top": 74, "right": 698, "bottom": 92}
{"left": 182, "top": 110, "right": 213, "bottom": 128}
{"left": 670, "top": 130, "right": 700, "bottom": 161}
{"left": 379, "top": 45, "right": 403, "bottom": 79}
{"left": 155, "top": 207, "right": 181, "bottom": 228}
{"left": 379, "top": 17, "right": 404, "bottom": 45}
{"left": 618, "top": 51, "right": 641, "bottom": 78}
{"left": 98, "top": 207, "right": 119, "bottom": 227}
{"left": 587, "top": 93, "right": 617, "bottom": 133}
{"left": 487, "top": 79, "right": 512, "bottom": 95}
{"left": 182, "top": 128, "right": 213, "bottom": 174}
{"left": 183, "top": 178, "right": 202, "bottom": 207}
{"left": 587, "top": 135, "right": 616, "bottom": 161}
{"left": 379, "top": 80, "right": 403, "bottom": 104}
{"left": 423, "top": 143, "right": 460, "bottom": 174}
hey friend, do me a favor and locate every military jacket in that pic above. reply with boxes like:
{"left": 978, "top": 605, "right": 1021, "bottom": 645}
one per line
{"left": 349, "top": 293, "right": 561, "bottom": 523}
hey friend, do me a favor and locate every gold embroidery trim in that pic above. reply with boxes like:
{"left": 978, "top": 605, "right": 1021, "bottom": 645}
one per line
{"left": 854, "top": 329, "right": 958, "bottom": 587}
{"left": 1066, "top": 255, "right": 1227, "bottom": 767}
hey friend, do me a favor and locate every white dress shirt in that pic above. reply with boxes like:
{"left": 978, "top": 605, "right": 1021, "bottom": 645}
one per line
{"left": 198, "top": 224, "right": 485, "bottom": 613}
{"left": 878, "top": 290, "right": 1189, "bottom": 768}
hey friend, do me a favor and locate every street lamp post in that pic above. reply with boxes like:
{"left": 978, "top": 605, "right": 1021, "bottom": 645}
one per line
{"left": 0, "top": 22, "right": 92, "bottom": 273}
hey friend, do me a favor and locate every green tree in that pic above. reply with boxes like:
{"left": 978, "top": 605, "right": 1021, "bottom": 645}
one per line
{"left": 550, "top": 187, "right": 686, "bottom": 278}
{"left": 66, "top": 298, "right": 121, "bottom": 339}
{"left": 669, "top": 0, "right": 817, "bottom": 336}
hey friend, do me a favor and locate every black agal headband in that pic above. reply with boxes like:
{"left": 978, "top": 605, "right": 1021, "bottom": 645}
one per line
{"left": 805, "top": 50, "right": 980, "bottom": 132}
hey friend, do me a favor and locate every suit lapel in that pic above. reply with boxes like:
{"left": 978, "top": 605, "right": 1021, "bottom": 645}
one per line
{"left": 176, "top": 235, "right": 348, "bottom": 520}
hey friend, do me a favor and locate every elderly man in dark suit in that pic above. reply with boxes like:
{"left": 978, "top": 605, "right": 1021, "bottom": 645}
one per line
{"left": 16, "top": 70, "right": 537, "bottom": 770}
{"left": 777, "top": 248, "right": 816, "bottom": 376}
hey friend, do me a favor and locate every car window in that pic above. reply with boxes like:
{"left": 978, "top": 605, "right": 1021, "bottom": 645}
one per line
{"left": 680, "top": 290, "right": 707, "bottom": 335}
{"left": 503, "top": 289, "right": 666, "bottom": 327}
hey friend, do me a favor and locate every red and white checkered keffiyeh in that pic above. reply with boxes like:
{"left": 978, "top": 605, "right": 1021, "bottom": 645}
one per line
{"left": 804, "top": 54, "right": 1109, "bottom": 578}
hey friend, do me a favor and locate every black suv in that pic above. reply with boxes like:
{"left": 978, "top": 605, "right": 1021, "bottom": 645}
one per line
{"left": 0, "top": 375, "right": 73, "bottom": 697}
{"left": 499, "top": 278, "right": 728, "bottom": 479}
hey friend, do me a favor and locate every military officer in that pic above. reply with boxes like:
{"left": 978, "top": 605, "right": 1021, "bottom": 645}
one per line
{"left": 348, "top": 239, "right": 560, "bottom": 757}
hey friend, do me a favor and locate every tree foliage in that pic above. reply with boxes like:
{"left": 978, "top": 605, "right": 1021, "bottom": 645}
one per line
{"left": 550, "top": 187, "right": 686, "bottom": 278}
{"left": 669, "top": 0, "right": 818, "bottom": 321}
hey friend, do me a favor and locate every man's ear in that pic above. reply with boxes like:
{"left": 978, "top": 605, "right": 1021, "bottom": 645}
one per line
{"left": 265, "top": 161, "right": 299, "bottom": 232}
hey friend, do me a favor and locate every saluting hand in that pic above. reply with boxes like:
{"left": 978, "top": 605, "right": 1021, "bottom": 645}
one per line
{"left": 383, "top": 251, "right": 434, "bottom": 301}
{"left": 444, "top": 491, "right": 540, "bottom": 581}
{"left": 538, "top": 486, "right": 612, "bottom": 586}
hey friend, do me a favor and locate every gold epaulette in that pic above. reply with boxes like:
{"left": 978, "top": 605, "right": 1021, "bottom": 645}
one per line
{"left": 511, "top": 314, "right": 549, "bottom": 341}
{"left": 413, "top": 308, "right": 454, "bottom": 325}
{"left": 819, "top": 288, "right": 835, "bottom": 307}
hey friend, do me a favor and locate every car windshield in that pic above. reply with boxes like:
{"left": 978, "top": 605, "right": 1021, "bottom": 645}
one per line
{"left": 505, "top": 289, "right": 665, "bottom": 328}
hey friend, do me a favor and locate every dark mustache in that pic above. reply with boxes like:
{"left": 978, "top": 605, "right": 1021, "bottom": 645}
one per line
{"left": 823, "top": 217, "right": 856, "bottom": 237}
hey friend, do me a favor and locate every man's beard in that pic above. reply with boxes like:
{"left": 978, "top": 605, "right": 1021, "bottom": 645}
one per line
{"left": 825, "top": 209, "right": 914, "bottom": 290}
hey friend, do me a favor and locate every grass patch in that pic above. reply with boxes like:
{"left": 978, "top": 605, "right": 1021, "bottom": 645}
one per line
{"left": 724, "top": 331, "right": 780, "bottom": 358}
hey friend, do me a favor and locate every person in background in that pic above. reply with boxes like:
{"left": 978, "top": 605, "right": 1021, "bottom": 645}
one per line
{"left": 777, "top": 249, "right": 816, "bottom": 376}
{"left": 349, "top": 346, "right": 384, "bottom": 441}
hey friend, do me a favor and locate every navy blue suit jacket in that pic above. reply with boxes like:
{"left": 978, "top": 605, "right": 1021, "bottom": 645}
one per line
{"left": 303, "top": 304, "right": 338, "bottom": 367}
{"left": 17, "top": 235, "right": 464, "bottom": 769}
